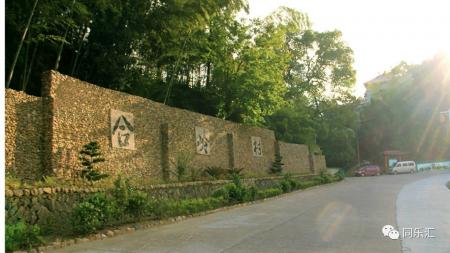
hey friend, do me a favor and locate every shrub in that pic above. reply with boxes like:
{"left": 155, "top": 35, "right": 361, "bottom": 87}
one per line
{"left": 212, "top": 187, "right": 228, "bottom": 199}
{"left": 318, "top": 171, "right": 333, "bottom": 184}
{"left": 71, "top": 202, "right": 102, "bottom": 234}
{"left": 113, "top": 176, "right": 132, "bottom": 207}
{"left": 335, "top": 169, "right": 346, "bottom": 181}
{"left": 226, "top": 167, "right": 245, "bottom": 177}
{"left": 203, "top": 166, "right": 227, "bottom": 180}
{"left": 174, "top": 153, "right": 193, "bottom": 181}
{"left": 189, "top": 167, "right": 203, "bottom": 181}
{"left": 72, "top": 193, "right": 121, "bottom": 234}
{"left": 6, "top": 221, "right": 43, "bottom": 252}
{"left": 127, "top": 190, "right": 148, "bottom": 218}
{"left": 213, "top": 174, "right": 247, "bottom": 203}
{"left": 279, "top": 174, "right": 298, "bottom": 192}
{"left": 224, "top": 183, "right": 246, "bottom": 203}
{"left": 79, "top": 141, "right": 108, "bottom": 181}
{"left": 244, "top": 186, "right": 258, "bottom": 201}
{"left": 280, "top": 180, "right": 292, "bottom": 193}
{"left": 86, "top": 193, "right": 117, "bottom": 223}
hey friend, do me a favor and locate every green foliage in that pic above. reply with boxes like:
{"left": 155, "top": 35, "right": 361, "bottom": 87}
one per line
{"left": 257, "top": 188, "right": 283, "bottom": 199}
{"left": 335, "top": 169, "right": 346, "bottom": 181}
{"left": 79, "top": 141, "right": 108, "bottom": 181}
{"left": 313, "top": 171, "right": 333, "bottom": 184}
{"left": 244, "top": 186, "right": 258, "bottom": 202}
{"left": 86, "top": 193, "right": 117, "bottom": 223}
{"left": 6, "top": 221, "right": 43, "bottom": 252}
{"left": 279, "top": 174, "right": 298, "bottom": 193}
{"left": 71, "top": 201, "right": 102, "bottom": 234}
{"left": 189, "top": 167, "right": 203, "bottom": 181}
{"left": 72, "top": 179, "right": 149, "bottom": 233}
{"left": 153, "top": 197, "right": 227, "bottom": 218}
{"left": 279, "top": 180, "right": 292, "bottom": 193}
{"left": 213, "top": 174, "right": 247, "bottom": 203}
{"left": 269, "top": 152, "right": 284, "bottom": 175}
{"left": 127, "top": 191, "right": 149, "bottom": 218}
{"left": 226, "top": 167, "right": 245, "bottom": 178}
{"left": 113, "top": 176, "right": 132, "bottom": 207}
{"left": 71, "top": 193, "right": 120, "bottom": 234}
{"left": 297, "top": 180, "right": 317, "bottom": 189}
{"left": 360, "top": 55, "right": 450, "bottom": 163}
{"left": 174, "top": 153, "right": 193, "bottom": 181}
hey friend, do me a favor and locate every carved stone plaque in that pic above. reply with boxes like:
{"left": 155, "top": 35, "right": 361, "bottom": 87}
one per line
{"left": 251, "top": 136, "right": 263, "bottom": 157}
{"left": 195, "top": 127, "right": 211, "bottom": 155}
{"left": 111, "top": 109, "right": 135, "bottom": 150}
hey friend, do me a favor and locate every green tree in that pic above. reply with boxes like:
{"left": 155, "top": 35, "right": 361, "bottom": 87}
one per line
{"left": 360, "top": 54, "right": 450, "bottom": 163}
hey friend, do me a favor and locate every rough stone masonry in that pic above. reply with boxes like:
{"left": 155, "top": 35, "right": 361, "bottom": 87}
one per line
{"left": 5, "top": 71, "right": 326, "bottom": 181}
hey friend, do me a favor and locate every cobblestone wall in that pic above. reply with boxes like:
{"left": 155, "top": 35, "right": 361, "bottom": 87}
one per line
{"left": 42, "top": 71, "right": 277, "bottom": 179}
{"left": 5, "top": 90, "right": 48, "bottom": 180}
{"left": 5, "top": 71, "right": 325, "bottom": 180}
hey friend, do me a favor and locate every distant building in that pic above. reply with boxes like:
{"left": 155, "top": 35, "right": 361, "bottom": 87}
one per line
{"left": 363, "top": 74, "right": 391, "bottom": 104}
{"left": 363, "top": 62, "right": 410, "bottom": 104}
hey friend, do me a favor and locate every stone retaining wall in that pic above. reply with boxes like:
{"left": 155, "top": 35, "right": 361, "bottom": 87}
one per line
{"left": 279, "top": 142, "right": 312, "bottom": 174}
{"left": 5, "top": 175, "right": 313, "bottom": 235}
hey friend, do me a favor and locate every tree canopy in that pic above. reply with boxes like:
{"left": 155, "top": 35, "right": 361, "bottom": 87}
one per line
{"left": 359, "top": 54, "right": 450, "bottom": 164}
{"left": 6, "top": 1, "right": 362, "bottom": 168}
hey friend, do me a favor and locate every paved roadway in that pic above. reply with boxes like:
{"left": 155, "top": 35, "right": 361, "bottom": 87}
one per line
{"left": 51, "top": 170, "right": 450, "bottom": 253}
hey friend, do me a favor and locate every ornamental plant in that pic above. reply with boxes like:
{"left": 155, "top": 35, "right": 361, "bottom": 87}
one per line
{"left": 79, "top": 141, "right": 108, "bottom": 181}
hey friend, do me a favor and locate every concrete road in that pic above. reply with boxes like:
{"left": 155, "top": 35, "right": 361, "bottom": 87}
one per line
{"left": 50, "top": 171, "right": 450, "bottom": 253}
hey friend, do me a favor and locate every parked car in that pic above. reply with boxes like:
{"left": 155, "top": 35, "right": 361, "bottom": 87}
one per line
{"left": 354, "top": 164, "right": 381, "bottom": 176}
{"left": 391, "top": 161, "right": 417, "bottom": 174}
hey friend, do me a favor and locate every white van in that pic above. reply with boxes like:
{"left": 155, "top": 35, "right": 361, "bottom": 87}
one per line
{"left": 391, "top": 161, "right": 417, "bottom": 174}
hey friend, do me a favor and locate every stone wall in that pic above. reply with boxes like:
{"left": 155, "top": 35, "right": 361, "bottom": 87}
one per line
{"left": 5, "top": 90, "right": 48, "bottom": 180}
{"left": 41, "top": 71, "right": 278, "bottom": 179}
{"left": 279, "top": 142, "right": 312, "bottom": 174}
{"left": 313, "top": 155, "right": 327, "bottom": 172}
{"left": 5, "top": 71, "right": 325, "bottom": 180}
{"left": 5, "top": 175, "right": 313, "bottom": 234}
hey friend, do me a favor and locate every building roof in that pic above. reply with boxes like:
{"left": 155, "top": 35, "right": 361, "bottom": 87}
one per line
{"left": 364, "top": 74, "right": 391, "bottom": 88}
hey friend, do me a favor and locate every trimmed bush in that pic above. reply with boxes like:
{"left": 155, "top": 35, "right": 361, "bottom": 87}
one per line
{"left": 269, "top": 152, "right": 284, "bottom": 175}
{"left": 6, "top": 221, "right": 43, "bottom": 252}
{"left": 79, "top": 141, "right": 108, "bottom": 181}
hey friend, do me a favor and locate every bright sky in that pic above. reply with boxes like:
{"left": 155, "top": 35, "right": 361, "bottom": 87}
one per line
{"left": 244, "top": 0, "right": 450, "bottom": 97}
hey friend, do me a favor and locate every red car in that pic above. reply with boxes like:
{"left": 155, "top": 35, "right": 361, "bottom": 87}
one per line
{"left": 354, "top": 164, "right": 381, "bottom": 176}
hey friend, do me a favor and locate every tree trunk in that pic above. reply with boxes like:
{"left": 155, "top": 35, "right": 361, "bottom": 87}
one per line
{"left": 54, "top": 0, "right": 76, "bottom": 70}
{"left": 23, "top": 42, "right": 39, "bottom": 91}
{"left": 6, "top": 0, "right": 39, "bottom": 88}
